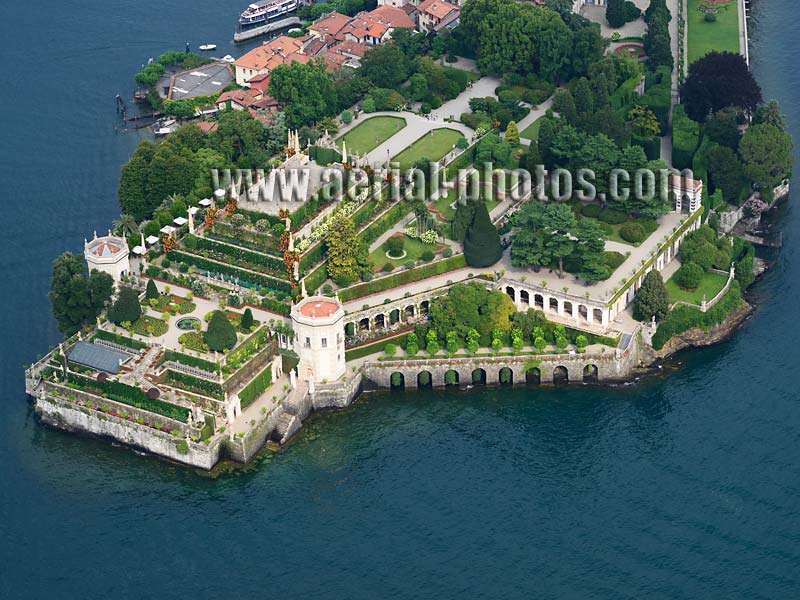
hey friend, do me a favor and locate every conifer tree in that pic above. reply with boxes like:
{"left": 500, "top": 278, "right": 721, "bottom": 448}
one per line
{"left": 108, "top": 286, "right": 142, "bottom": 325}
{"left": 145, "top": 278, "right": 159, "bottom": 300}
{"left": 463, "top": 203, "right": 503, "bottom": 267}
{"left": 633, "top": 270, "right": 670, "bottom": 322}
{"left": 505, "top": 120, "right": 521, "bottom": 149}
{"left": 206, "top": 310, "right": 237, "bottom": 352}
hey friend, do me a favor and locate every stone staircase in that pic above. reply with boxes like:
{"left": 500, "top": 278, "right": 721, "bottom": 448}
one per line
{"left": 272, "top": 382, "right": 309, "bottom": 445}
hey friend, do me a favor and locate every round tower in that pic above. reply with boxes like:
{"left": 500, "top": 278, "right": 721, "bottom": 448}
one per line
{"left": 291, "top": 296, "right": 346, "bottom": 384}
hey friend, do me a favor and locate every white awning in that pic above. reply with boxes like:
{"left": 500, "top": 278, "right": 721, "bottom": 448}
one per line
{"left": 173, "top": 217, "right": 188, "bottom": 226}
{"left": 160, "top": 225, "right": 176, "bottom": 235}
{"left": 145, "top": 235, "right": 160, "bottom": 245}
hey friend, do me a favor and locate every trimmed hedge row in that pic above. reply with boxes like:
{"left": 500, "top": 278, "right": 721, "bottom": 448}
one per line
{"left": 299, "top": 241, "right": 325, "bottom": 273}
{"left": 305, "top": 262, "right": 329, "bottom": 294}
{"left": 652, "top": 281, "right": 742, "bottom": 349}
{"left": 66, "top": 372, "right": 190, "bottom": 422}
{"left": 168, "top": 250, "right": 293, "bottom": 293}
{"left": 238, "top": 364, "right": 273, "bottom": 409}
{"left": 162, "top": 349, "right": 218, "bottom": 374}
{"left": 235, "top": 207, "right": 281, "bottom": 227}
{"left": 260, "top": 297, "right": 292, "bottom": 316}
{"left": 339, "top": 255, "right": 467, "bottom": 302}
{"left": 189, "top": 234, "right": 285, "bottom": 276}
{"left": 93, "top": 329, "right": 147, "bottom": 350}
{"left": 225, "top": 327, "right": 272, "bottom": 372}
{"left": 672, "top": 105, "right": 700, "bottom": 170}
{"left": 361, "top": 201, "right": 412, "bottom": 245}
{"left": 165, "top": 369, "right": 225, "bottom": 400}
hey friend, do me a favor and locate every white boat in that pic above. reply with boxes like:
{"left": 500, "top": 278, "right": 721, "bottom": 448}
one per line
{"left": 198, "top": 44, "right": 217, "bottom": 51}
{"left": 239, "top": 0, "right": 299, "bottom": 26}
{"left": 221, "top": 55, "right": 235, "bottom": 63}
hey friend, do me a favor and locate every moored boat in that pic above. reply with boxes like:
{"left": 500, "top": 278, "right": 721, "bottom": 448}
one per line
{"left": 239, "top": 0, "right": 300, "bottom": 26}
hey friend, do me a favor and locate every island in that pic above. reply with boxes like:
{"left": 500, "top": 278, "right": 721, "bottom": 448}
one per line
{"left": 27, "top": 0, "right": 792, "bottom": 470}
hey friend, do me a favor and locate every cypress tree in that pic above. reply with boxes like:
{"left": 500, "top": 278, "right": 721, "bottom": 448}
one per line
{"left": 108, "top": 287, "right": 142, "bottom": 324}
{"left": 505, "top": 120, "right": 521, "bottom": 149}
{"left": 451, "top": 199, "right": 477, "bottom": 242}
{"left": 463, "top": 203, "right": 503, "bottom": 268}
{"left": 633, "top": 270, "right": 670, "bottom": 322}
{"left": 145, "top": 278, "right": 159, "bottom": 300}
{"left": 241, "top": 307, "right": 254, "bottom": 331}
{"left": 205, "top": 310, "right": 237, "bottom": 352}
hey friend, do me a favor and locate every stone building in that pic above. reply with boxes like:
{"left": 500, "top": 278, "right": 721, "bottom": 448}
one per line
{"left": 84, "top": 231, "right": 130, "bottom": 283}
{"left": 291, "top": 296, "right": 347, "bottom": 384}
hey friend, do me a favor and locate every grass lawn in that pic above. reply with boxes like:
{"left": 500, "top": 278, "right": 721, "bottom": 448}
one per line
{"left": 687, "top": 0, "right": 740, "bottom": 64}
{"left": 665, "top": 270, "right": 728, "bottom": 304}
{"left": 337, "top": 116, "right": 406, "bottom": 155}
{"left": 392, "top": 128, "right": 463, "bottom": 170}
{"left": 521, "top": 116, "right": 543, "bottom": 142}
{"left": 369, "top": 234, "right": 447, "bottom": 269}
{"left": 581, "top": 216, "right": 659, "bottom": 247}
{"left": 430, "top": 188, "right": 499, "bottom": 227}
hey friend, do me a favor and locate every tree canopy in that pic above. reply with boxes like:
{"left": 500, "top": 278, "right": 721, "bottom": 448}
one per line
{"left": 679, "top": 52, "right": 762, "bottom": 122}
{"left": 633, "top": 270, "right": 669, "bottom": 322}
{"left": 206, "top": 310, "right": 238, "bottom": 352}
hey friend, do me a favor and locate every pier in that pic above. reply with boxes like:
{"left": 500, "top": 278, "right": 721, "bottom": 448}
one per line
{"left": 233, "top": 16, "right": 301, "bottom": 43}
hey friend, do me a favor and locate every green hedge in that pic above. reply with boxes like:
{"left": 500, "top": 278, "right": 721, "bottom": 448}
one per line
{"left": 165, "top": 370, "right": 225, "bottom": 400}
{"left": 260, "top": 297, "right": 292, "bottom": 316}
{"left": 652, "top": 281, "right": 742, "bottom": 349}
{"left": 162, "top": 349, "right": 218, "bottom": 374}
{"left": 361, "top": 201, "right": 412, "bottom": 245}
{"left": 339, "top": 255, "right": 467, "bottom": 302}
{"left": 225, "top": 327, "right": 272, "bottom": 372}
{"left": 189, "top": 235, "right": 285, "bottom": 275}
{"left": 168, "top": 250, "right": 293, "bottom": 294}
{"left": 238, "top": 364, "right": 273, "bottom": 409}
{"left": 235, "top": 207, "right": 281, "bottom": 227}
{"left": 305, "top": 262, "right": 329, "bottom": 294}
{"left": 631, "top": 134, "right": 660, "bottom": 161}
{"left": 309, "top": 145, "right": 342, "bottom": 165}
{"left": 66, "top": 372, "right": 190, "bottom": 422}
{"left": 93, "top": 329, "right": 147, "bottom": 350}
{"left": 672, "top": 105, "right": 700, "bottom": 170}
{"left": 299, "top": 241, "right": 325, "bottom": 273}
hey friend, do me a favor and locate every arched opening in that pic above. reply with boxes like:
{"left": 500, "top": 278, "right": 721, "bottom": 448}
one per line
{"left": 374, "top": 313, "right": 386, "bottom": 329}
{"left": 390, "top": 309, "right": 400, "bottom": 324}
{"left": 420, "top": 300, "right": 430, "bottom": 314}
{"left": 553, "top": 366, "right": 569, "bottom": 384}
{"left": 505, "top": 286, "right": 516, "bottom": 301}
{"left": 404, "top": 305, "right": 415, "bottom": 318}
{"left": 583, "top": 364, "right": 598, "bottom": 383}
{"left": 444, "top": 369, "right": 459, "bottom": 386}
{"left": 534, "top": 294, "right": 544, "bottom": 309}
{"left": 471, "top": 368, "right": 486, "bottom": 385}
{"left": 525, "top": 367, "right": 541, "bottom": 385}
{"left": 359, "top": 317, "right": 370, "bottom": 331}
{"left": 563, "top": 301, "right": 573, "bottom": 317}
{"left": 417, "top": 370, "right": 432, "bottom": 388}
{"left": 578, "top": 305, "right": 589, "bottom": 321}
{"left": 345, "top": 322, "right": 355, "bottom": 337}
{"left": 520, "top": 290, "right": 530, "bottom": 305}
{"left": 390, "top": 371, "right": 405, "bottom": 390}
{"left": 592, "top": 308, "right": 603, "bottom": 324}
{"left": 549, "top": 297, "right": 558, "bottom": 312}
{"left": 499, "top": 367, "right": 513, "bottom": 385}
{"left": 681, "top": 194, "right": 691, "bottom": 214}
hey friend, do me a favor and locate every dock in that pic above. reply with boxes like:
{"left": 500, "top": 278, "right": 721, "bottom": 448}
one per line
{"left": 233, "top": 16, "right": 301, "bottom": 43}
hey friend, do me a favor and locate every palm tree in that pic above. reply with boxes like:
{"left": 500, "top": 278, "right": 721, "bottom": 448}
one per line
{"left": 113, "top": 214, "right": 139, "bottom": 238}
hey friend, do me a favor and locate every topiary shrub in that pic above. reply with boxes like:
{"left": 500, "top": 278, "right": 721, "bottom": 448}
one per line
{"left": 382, "top": 262, "right": 394, "bottom": 273}
{"left": 205, "top": 310, "right": 237, "bottom": 352}
{"left": 420, "top": 250, "right": 435, "bottom": 262}
{"left": 386, "top": 236, "right": 405, "bottom": 256}
{"left": 674, "top": 262, "right": 704, "bottom": 290}
{"left": 241, "top": 307, "right": 254, "bottom": 330}
{"left": 145, "top": 278, "right": 159, "bottom": 300}
{"left": 619, "top": 222, "right": 646, "bottom": 243}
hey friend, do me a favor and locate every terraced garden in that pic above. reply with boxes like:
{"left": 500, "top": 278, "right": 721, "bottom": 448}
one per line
{"left": 392, "top": 128, "right": 463, "bottom": 170}
{"left": 337, "top": 115, "right": 407, "bottom": 155}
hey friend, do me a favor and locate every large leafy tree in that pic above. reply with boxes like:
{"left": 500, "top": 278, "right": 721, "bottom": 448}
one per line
{"left": 633, "top": 270, "right": 669, "bottom": 322}
{"left": 739, "top": 123, "right": 794, "bottom": 193}
{"left": 268, "top": 59, "right": 338, "bottom": 127}
{"left": 49, "top": 252, "right": 93, "bottom": 335}
{"left": 88, "top": 270, "right": 114, "bottom": 317}
{"left": 511, "top": 201, "right": 580, "bottom": 277}
{"left": 325, "top": 213, "right": 368, "bottom": 286}
{"left": 679, "top": 51, "right": 762, "bottom": 122}
{"left": 707, "top": 145, "right": 748, "bottom": 203}
{"left": 360, "top": 43, "right": 410, "bottom": 88}
{"left": 119, "top": 141, "right": 157, "bottom": 221}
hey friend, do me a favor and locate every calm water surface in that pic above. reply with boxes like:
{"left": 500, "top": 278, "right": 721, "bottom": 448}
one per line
{"left": 1, "top": 1, "right": 799, "bottom": 598}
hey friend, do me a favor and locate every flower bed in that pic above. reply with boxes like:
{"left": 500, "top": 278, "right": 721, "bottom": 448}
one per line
{"left": 614, "top": 43, "right": 646, "bottom": 59}
{"left": 129, "top": 315, "right": 169, "bottom": 337}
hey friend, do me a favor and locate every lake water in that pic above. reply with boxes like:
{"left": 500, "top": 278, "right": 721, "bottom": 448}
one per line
{"left": 1, "top": 0, "right": 799, "bottom": 597}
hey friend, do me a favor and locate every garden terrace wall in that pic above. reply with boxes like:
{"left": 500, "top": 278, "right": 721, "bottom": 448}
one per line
{"left": 338, "top": 255, "right": 468, "bottom": 302}
{"left": 93, "top": 329, "right": 148, "bottom": 350}
{"left": 35, "top": 384, "right": 222, "bottom": 470}
{"left": 167, "top": 250, "right": 293, "bottom": 294}
{"left": 158, "top": 348, "right": 219, "bottom": 374}
{"left": 224, "top": 337, "right": 278, "bottom": 396}
{"left": 188, "top": 234, "right": 286, "bottom": 276}
{"left": 237, "top": 363, "right": 273, "bottom": 409}
{"left": 210, "top": 224, "right": 283, "bottom": 257}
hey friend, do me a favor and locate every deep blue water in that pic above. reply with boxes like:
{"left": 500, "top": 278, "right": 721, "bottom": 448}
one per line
{"left": 2, "top": 1, "right": 799, "bottom": 598}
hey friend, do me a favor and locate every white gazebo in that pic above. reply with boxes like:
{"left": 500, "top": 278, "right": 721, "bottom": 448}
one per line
{"left": 84, "top": 230, "right": 130, "bottom": 283}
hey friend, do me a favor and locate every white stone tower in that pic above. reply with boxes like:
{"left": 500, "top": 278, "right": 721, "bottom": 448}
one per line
{"left": 84, "top": 230, "right": 130, "bottom": 283}
{"left": 291, "top": 296, "right": 346, "bottom": 384}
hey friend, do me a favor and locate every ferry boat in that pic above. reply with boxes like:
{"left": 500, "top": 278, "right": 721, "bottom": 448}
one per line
{"left": 239, "top": 0, "right": 300, "bottom": 26}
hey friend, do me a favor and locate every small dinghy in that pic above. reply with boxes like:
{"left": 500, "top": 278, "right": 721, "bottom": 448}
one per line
{"left": 198, "top": 44, "right": 217, "bottom": 51}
